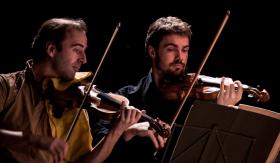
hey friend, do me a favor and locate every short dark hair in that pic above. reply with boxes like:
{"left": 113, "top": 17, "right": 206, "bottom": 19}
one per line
{"left": 145, "top": 16, "right": 192, "bottom": 51}
{"left": 31, "top": 18, "right": 87, "bottom": 61}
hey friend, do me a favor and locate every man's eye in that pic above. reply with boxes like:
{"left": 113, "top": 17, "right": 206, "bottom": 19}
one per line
{"left": 166, "top": 47, "right": 177, "bottom": 51}
{"left": 182, "top": 49, "right": 189, "bottom": 53}
{"left": 74, "top": 48, "right": 83, "bottom": 55}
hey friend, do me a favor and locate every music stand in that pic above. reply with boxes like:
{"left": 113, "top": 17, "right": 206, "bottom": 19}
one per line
{"left": 161, "top": 100, "right": 280, "bottom": 163}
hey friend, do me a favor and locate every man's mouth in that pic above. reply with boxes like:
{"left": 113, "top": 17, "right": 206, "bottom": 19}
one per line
{"left": 73, "top": 66, "right": 80, "bottom": 72}
{"left": 172, "top": 63, "right": 184, "bottom": 69}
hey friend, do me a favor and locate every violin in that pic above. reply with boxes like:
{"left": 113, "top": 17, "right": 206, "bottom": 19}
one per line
{"left": 87, "top": 86, "right": 170, "bottom": 138}
{"left": 159, "top": 73, "right": 270, "bottom": 103}
{"left": 44, "top": 75, "right": 170, "bottom": 138}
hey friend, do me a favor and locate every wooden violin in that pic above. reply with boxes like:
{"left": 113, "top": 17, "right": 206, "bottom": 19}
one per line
{"left": 44, "top": 76, "right": 170, "bottom": 138}
{"left": 159, "top": 73, "right": 270, "bottom": 103}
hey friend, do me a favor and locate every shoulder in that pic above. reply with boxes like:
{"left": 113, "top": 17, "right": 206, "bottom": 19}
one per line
{"left": 0, "top": 70, "right": 26, "bottom": 102}
{"left": 0, "top": 71, "right": 25, "bottom": 90}
{"left": 117, "top": 75, "right": 150, "bottom": 96}
{"left": 0, "top": 71, "right": 25, "bottom": 112}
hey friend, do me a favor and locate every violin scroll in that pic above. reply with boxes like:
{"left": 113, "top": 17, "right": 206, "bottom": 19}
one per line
{"left": 246, "top": 87, "right": 270, "bottom": 103}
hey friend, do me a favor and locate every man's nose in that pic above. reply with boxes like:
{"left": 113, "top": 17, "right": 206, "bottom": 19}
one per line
{"left": 175, "top": 50, "right": 185, "bottom": 60}
{"left": 80, "top": 52, "right": 87, "bottom": 64}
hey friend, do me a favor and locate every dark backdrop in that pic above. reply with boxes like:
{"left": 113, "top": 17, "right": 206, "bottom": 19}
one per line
{"left": 1, "top": 0, "right": 279, "bottom": 112}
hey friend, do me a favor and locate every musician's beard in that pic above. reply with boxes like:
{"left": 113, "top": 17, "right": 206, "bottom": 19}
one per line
{"left": 161, "top": 70, "right": 185, "bottom": 83}
{"left": 155, "top": 54, "right": 187, "bottom": 83}
{"left": 156, "top": 58, "right": 188, "bottom": 102}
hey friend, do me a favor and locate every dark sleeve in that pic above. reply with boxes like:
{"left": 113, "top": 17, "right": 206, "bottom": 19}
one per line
{"left": 91, "top": 119, "right": 111, "bottom": 145}
{"left": 116, "top": 84, "right": 144, "bottom": 108}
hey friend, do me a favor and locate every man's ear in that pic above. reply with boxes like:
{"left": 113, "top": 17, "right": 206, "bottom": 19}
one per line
{"left": 148, "top": 45, "right": 156, "bottom": 59}
{"left": 46, "top": 42, "right": 56, "bottom": 58}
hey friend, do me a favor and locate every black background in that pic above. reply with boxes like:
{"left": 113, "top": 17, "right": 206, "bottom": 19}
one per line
{"left": 0, "top": 0, "right": 279, "bottom": 112}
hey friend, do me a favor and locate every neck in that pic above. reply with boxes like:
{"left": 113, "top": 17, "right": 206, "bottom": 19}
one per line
{"left": 151, "top": 67, "right": 164, "bottom": 90}
{"left": 32, "top": 60, "right": 57, "bottom": 82}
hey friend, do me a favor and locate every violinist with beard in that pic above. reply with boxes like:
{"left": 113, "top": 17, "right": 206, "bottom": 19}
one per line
{"left": 94, "top": 16, "right": 244, "bottom": 163}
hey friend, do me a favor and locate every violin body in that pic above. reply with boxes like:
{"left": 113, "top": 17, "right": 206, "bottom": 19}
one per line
{"left": 158, "top": 73, "right": 270, "bottom": 103}
{"left": 44, "top": 72, "right": 170, "bottom": 138}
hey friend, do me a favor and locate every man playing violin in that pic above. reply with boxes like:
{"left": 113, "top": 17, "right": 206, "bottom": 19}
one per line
{"left": 0, "top": 17, "right": 150, "bottom": 163}
{"left": 95, "top": 16, "right": 244, "bottom": 162}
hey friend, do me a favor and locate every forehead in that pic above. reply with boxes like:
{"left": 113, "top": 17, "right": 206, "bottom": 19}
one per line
{"left": 63, "top": 29, "right": 87, "bottom": 46}
{"left": 160, "top": 34, "right": 190, "bottom": 46}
